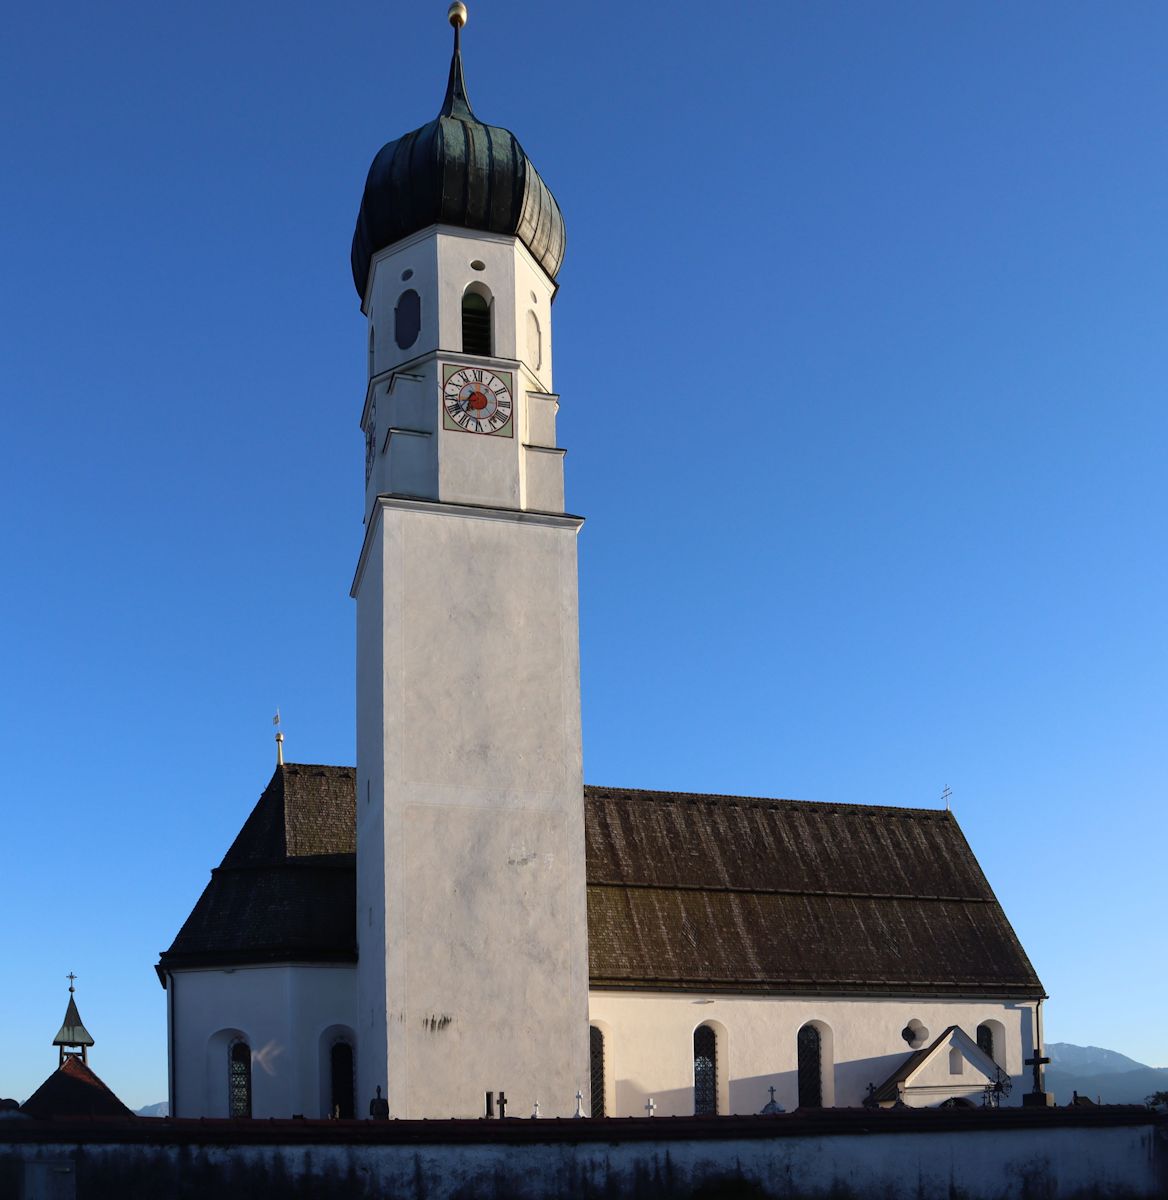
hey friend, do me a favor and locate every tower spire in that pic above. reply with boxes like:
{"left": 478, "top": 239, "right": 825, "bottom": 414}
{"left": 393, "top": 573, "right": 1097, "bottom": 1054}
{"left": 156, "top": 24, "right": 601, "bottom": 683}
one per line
{"left": 53, "top": 975, "right": 95, "bottom": 1066}
{"left": 441, "top": 3, "right": 474, "bottom": 119}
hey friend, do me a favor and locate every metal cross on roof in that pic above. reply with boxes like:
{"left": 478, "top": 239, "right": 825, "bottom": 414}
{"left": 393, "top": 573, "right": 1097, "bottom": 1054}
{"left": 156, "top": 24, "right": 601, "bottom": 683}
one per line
{"left": 66, "top": 973, "right": 76, "bottom": 993}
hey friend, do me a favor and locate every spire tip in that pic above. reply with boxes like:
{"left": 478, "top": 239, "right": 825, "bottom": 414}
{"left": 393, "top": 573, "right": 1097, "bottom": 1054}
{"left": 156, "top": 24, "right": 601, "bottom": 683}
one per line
{"left": 448, "top": 2, "right": 468, "bottom": 30}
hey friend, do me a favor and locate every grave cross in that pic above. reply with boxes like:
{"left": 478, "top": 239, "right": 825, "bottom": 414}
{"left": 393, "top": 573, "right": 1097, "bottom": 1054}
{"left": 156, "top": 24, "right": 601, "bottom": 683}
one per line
{"left": 496, "top": 1091, "right": 507, "bottom": 1118}
{"left": 574, "top": 1090, "right": 584, "bottom": 1118}
{"left": 645, "top": 1097, "right": 656, "bottom": 1118}
{"left": 1024, "top": 1051, "right": 1051, "bottom": 1094}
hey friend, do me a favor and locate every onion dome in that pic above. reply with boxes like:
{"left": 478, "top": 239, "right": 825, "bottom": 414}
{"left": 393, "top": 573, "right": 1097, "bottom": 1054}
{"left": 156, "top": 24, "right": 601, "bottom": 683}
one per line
{"left": 351, "top": 10, "right": 566, "bottom": 299}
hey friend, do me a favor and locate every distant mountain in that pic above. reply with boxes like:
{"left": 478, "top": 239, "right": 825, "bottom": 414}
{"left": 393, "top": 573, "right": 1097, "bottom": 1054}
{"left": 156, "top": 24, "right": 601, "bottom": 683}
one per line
{"left": 1044, "top": 1043, "right": 1168, "bottom": 1106}
{"left": 136, "top": 1102, "right": 169, "bottom": 1118}
{"left": 1047, "top": 1043, "right": 1149, "bottom": 1076}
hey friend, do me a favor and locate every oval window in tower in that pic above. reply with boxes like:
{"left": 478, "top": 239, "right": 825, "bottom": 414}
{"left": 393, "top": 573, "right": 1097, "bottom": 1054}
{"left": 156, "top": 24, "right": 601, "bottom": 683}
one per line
{"left": 526, "top": 310, "right": 542, "bottom": 371}
{"left": 395, "top": 289, "right": 421, "bottom": 350}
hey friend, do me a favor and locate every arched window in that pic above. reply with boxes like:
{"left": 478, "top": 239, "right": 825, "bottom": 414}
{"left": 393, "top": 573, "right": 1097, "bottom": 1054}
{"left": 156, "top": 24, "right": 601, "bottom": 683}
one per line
{"left": 462, "top": 291, "right": 491, "bottom": 356}
{"left": 368, "top": 325, "right": 376, "bottom": 376}
{"left": 693, "top": 1025, "right": 717, "bottom": 1116}
{"left": 977, "top": 1023, "right": 995, "bottom": 1062}
{"left": 228, "top": 1041, "right": 251, "bottom": 1118}
{"left": 589, "top": 1026, "right": 606, "bottom": 1118}
{"left": 797, "top": 1025, "right": 822, "bottom": 1108}
{"left": 330, "top": 1041, "right": 355, "bottom": 1119}
{"left": 395, "top": 289, "right": 420, "bottom": 350}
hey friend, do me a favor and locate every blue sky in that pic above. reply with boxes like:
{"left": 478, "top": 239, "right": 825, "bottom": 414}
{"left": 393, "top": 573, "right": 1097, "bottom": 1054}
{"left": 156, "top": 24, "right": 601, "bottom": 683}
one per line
{"left": 2, "top": 2, "right": 1165, "bottom": 1108}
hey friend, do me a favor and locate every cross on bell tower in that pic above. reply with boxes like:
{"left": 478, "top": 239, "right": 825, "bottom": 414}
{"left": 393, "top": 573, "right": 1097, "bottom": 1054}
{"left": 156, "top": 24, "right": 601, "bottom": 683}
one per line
{"left": 53, "top": 974, "right": 95, "bottom": 1067}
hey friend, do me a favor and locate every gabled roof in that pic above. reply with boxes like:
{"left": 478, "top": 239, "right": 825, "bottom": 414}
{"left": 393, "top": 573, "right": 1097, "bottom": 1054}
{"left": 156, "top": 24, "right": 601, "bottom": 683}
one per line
{"left": 159, "top": 766, "right": 1044, "bottom": 1000}
{"left": 157, "top": 765, "right": 356, "bottom": 976}
{"left": 52, "top": 996, "right": 94, "bottom": 1048}
{"left": 585, "top": 787, "right": 1044, "bottom": 997}
{"left": 871, "top": 1024, "right": 1001, "bottom": 1102}
{"left": 21, "top": 1056, "right": 133, "bottom": 1119}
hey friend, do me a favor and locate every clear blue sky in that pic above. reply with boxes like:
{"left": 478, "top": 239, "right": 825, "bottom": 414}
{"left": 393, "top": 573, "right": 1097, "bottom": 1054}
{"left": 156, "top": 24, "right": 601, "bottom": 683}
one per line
{"left": 2, "top": 1, "right": 1165, "bottom": 1109}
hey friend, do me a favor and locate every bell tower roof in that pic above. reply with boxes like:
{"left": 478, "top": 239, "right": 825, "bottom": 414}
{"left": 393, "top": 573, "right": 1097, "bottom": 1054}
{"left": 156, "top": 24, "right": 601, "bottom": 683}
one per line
{"left": 350, "top": 4, "right": 566, "bottom": 300}
{"left": 52, "top": 975, "right": 95, "bottom": 1067}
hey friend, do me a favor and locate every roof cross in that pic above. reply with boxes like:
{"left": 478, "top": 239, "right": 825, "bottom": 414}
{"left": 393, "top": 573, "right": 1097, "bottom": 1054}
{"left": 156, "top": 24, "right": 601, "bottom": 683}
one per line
{"left": 66, "top": 972, "right": 76, "bottom": 993}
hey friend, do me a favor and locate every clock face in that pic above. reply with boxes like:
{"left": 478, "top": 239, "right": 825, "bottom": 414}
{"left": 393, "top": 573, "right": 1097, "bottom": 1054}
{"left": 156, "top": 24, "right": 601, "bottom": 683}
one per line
{"left": 441, "top": 365, "right": 514, "bottom": 437}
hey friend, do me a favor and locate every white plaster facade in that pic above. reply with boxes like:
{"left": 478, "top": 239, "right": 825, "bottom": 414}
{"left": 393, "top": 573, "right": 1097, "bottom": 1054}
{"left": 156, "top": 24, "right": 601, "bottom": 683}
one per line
{"left": 164, "top": 965, "right": 357, "bottom": 1119}
{"left": 587, "top": 991, "right": 1037, "bottom": 1116}
{"left": 352, "top": 222, "right": 589, "bottom": 1119}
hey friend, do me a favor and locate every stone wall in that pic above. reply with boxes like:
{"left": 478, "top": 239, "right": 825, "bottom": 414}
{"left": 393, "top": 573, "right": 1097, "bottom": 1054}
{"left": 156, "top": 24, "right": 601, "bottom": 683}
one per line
{"left": 1, "top": 1107, "right": 1164, "bottom": 1200}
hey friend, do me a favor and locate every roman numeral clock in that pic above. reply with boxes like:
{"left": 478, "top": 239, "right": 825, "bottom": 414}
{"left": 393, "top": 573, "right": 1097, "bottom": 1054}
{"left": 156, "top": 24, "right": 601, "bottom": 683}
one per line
{"left": 441, "top": 364, "right": 514, "bottom": 436}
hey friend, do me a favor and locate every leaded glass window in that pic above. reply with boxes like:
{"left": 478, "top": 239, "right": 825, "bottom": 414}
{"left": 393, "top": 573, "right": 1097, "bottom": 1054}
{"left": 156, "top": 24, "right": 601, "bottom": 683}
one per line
{"left": 797, "top": 1025, "right": 822, "bottom": 1108}
{"left": 977, "top": 1024, "right": 995, "bottom": 1062}
{"left": 229, "top": 1041, "right": 251, "bottom": 1118}
{"left": 330, "top": 1041, "right": 355, "bottom": 1119}
{"left": 694, "top": 1025, "right": 717, "bottom": 1116}
{"left": 589, "top": 1026, "right": 606, "bottom": 1118}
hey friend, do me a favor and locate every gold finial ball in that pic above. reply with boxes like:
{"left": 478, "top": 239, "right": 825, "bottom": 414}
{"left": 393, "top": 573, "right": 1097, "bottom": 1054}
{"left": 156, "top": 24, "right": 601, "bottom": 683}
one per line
{"left": 448, "top": 2, "right": 468, "bottom": 30}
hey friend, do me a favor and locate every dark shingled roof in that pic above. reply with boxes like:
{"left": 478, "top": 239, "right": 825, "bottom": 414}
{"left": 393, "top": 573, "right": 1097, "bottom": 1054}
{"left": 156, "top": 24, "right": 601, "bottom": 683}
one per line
{"left": 159, "top": 767, "right": 1043, "bottom": 1000}
{"left": 22, "top": 1057, "right": 134, "bottom": 1119}
{"left": 157, "top": 765, "right": 356, "bottom": 975}
{"left": 585, "top": 787, "right": 1043, "bottom": 997}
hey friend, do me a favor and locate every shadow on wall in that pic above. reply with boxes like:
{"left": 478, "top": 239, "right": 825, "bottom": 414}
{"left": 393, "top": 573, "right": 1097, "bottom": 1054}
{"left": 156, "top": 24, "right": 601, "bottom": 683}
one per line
{"left": 615, "top": 1050, "right": 982, "bottom": 1117}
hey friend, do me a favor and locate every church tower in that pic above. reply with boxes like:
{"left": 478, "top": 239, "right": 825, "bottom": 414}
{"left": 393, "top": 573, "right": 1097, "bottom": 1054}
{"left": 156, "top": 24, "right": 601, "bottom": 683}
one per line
{"left": 350, "top": 5, "right": 588, "bottom": 1118}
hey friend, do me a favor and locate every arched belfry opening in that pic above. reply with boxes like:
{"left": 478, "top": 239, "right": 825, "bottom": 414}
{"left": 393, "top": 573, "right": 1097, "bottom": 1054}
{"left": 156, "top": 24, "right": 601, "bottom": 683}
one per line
{"left": 461, "top": 288, "right": 492, "bottom": 356}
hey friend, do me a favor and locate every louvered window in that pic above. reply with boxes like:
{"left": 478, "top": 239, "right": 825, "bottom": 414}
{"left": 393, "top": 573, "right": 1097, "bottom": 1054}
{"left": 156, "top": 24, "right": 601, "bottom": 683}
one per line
{"left": 797, "top": 1025, "right": 822, "bottom": 1108}
{"left": 329, "top": 1041, "right": 355, "bottom": 1118}
{"left": 589, "top": 1026, "right": 606, "bottom": 1117}
{"left": 229, "top": 1041, "right": 252, "bottom": 1118}
{"left": 694, "top": 1025, "right": 717, "bottom": 1116}
{"left": 462, "top": 292, "right": 491, "bottom": 356}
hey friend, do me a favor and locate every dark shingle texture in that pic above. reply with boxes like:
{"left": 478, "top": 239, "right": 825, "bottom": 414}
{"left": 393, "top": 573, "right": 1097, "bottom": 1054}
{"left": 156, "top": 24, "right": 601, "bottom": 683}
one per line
{"left": 159, "top": 765, "right": 356, "bottom": 971}
{"left": 160, "top": 768, "right": 1043, "bottom": 998}
{"left": 22, "top": 1057, "right": 134, "bottom": 1119}
{"left": 585, "top": 788, "right": 1043, "bottom": 997}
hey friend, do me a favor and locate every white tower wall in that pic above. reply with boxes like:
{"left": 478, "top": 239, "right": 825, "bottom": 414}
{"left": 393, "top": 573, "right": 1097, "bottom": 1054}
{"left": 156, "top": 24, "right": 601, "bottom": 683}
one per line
{"left": 354, "top": 224, "right": 587, "bottom": 1118}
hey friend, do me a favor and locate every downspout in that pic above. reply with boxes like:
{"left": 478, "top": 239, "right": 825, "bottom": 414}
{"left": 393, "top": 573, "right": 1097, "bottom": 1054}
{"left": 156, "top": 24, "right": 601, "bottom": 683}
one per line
{"left": 167, "top": 972, "right": 177, "bottom": 1116}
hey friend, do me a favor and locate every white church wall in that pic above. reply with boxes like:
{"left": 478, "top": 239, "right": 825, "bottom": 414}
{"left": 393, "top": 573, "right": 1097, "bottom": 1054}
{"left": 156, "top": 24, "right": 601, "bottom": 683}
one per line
{"left": 354, "top": 496, "right": 590, "bottom": 1120}
{"left": 588, "top": 991, "right": 1037, "bottom": 1116}
{"left": 168, "top": 964, "right": 356, "bottom": 1119}
{"left": 363, "top": 229, "right": 561, "bottom": 515}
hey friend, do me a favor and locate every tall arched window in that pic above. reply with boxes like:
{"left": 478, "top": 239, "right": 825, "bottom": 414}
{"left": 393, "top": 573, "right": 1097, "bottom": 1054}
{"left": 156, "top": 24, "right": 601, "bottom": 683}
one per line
{"left": 589, "top": 1026, "right": 606, "bottom": 1118}
{"left": 797, "top": 1025, "right": 822, "bottom": 1108}
{"left": 976, "top": 1023, "right": 995, "bottom": 1062}
{"left": 462, "top": 291, "right": 492, "bottom": 356}
{"left": 330, "top": 1041, "right": 355, "bottom": 1118}
{"left": 229, "top": 1041, "right": 251, "bottom": 1118}
{"left": 694, "top": 1025, "right": 718, "bottom": 1116}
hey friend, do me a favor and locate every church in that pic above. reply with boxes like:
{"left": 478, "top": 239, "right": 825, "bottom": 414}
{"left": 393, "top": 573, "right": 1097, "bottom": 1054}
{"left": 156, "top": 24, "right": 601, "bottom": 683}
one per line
{"left": 157, "top": 5, "right": 1046, "bottom": 1123}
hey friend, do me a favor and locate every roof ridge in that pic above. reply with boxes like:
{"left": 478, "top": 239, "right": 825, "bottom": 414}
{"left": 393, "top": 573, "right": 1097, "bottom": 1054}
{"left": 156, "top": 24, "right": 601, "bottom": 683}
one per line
{"left": 583, "top": 785, "right": 951, "bottom": 818}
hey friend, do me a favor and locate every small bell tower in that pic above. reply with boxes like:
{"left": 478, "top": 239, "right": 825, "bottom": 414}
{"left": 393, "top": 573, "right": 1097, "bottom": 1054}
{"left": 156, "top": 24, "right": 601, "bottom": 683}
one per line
{"left": 53, "top": 974, "right": 95, "bottom": 1067}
